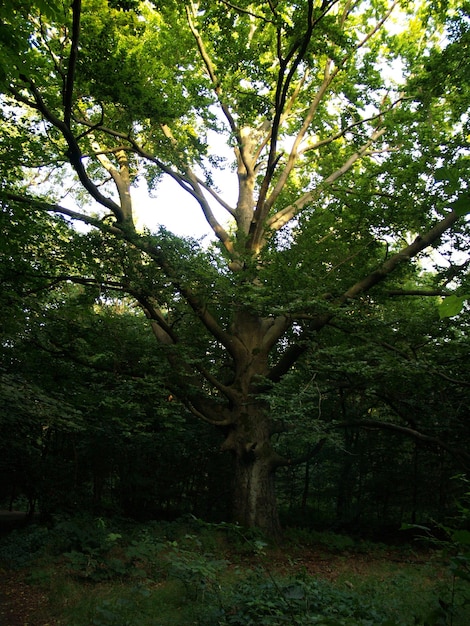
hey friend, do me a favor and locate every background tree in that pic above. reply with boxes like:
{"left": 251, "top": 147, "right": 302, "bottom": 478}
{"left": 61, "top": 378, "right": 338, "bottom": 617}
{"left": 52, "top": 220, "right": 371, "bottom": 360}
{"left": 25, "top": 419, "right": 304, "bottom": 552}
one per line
{"left": 0, "top": 222, "right": 229, "bottom": 519}
{"left": 1, "top": 0, "right": 469, "bottom": 536}
{"left": 273, "top": 291, "right": 470, "bottom": 530}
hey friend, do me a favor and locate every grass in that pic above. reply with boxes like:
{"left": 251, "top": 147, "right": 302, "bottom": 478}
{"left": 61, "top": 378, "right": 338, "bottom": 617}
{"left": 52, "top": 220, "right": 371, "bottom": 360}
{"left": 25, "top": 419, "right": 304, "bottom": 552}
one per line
{"left": 1, "top": 515, "right": 469, "bottom": 625}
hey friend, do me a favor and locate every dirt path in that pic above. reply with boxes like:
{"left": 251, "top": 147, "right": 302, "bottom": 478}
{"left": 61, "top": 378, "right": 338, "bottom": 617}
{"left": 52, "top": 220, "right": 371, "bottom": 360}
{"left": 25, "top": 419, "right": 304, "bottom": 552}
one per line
{"left": 0, "top": 570, "right": 57, "bottom": 626}
{"left": 0, "top": 512, "right": 58, "bottom": 626}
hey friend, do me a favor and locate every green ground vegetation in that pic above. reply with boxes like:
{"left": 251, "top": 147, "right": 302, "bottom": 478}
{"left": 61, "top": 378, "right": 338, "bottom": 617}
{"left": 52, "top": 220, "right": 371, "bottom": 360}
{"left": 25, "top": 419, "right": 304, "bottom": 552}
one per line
{"left": 1, "top": 515, "right": 469, "bottom": 625}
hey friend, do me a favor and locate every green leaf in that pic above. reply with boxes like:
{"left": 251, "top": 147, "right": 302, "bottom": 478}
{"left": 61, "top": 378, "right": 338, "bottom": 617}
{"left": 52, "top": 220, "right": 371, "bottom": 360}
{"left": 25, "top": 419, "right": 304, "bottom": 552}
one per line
{"left": 434, "top": 167, "right": 461, "bottom": 193}
{"left": 450, "top": 193, "right": 470, "bottom": 216}
{"left": 451, "top": 529, "right": 470, "bottom": 546}
{"left": 438, "top": 294, "right": 468, "bottom": 318}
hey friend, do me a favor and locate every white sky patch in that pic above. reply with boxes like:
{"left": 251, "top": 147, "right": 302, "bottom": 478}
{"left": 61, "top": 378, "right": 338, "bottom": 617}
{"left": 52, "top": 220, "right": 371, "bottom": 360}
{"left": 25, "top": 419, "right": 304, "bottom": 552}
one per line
{"left": 133, "top": 129, "right": 238, "bottom": 240}
{"left": 132, "top": 176, "right": 226, "bottom": 240}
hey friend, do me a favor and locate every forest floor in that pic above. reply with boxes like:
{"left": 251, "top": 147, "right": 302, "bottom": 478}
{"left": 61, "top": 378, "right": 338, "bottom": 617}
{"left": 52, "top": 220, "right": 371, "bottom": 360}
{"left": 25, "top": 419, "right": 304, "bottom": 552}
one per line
{"left": 0, "top": 514, "right": 464, "bottom": 626}
{"left": 0, "top": 511, "right": 55, "bottom": 626}
{"left": 0, "top": 569, "right": 58, "bottom": 626}
{"left": 0, "top": 543, "right": 438, "bottom": 625}
{"left": 0, "top": 551, "right": 428, "bottom": 626}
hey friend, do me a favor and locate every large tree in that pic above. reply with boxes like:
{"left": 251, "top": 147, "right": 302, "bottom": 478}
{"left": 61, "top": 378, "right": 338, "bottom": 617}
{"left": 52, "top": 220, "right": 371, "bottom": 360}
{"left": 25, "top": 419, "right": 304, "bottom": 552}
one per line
{"left": 1, "top": 0, "right": 469, "bottom": 535}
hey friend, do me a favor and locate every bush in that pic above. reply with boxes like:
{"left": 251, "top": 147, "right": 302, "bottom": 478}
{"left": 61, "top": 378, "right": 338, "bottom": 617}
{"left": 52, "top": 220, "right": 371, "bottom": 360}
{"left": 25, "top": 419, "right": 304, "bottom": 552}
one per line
{"left": 0, "top": 524, "right": 49, "bottom": 568}
{"left": 224, "top": 571, "right": 401, "bottom": 626}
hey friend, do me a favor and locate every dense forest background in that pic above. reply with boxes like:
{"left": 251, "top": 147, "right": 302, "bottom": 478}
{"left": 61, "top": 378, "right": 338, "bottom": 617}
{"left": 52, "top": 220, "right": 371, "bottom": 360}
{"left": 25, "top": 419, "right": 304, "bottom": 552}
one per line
{"left": 1, "top": 0, "right": 470, "bottom": 539}
{"left": 1, "top": 268, "right": 469, "bottom": 534}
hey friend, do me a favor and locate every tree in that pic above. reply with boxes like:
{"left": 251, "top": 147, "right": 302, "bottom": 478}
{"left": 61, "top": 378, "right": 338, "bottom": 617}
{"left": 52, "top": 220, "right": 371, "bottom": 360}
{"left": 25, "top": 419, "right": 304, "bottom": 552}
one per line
{"left": 272, "top": 291, "right": 470, "bottom": 528}
{"left": 0, "top": 257, "right": 229, "bottom": 519}
{"left": 1, "top": 0, "right": 469, "bottom": 536}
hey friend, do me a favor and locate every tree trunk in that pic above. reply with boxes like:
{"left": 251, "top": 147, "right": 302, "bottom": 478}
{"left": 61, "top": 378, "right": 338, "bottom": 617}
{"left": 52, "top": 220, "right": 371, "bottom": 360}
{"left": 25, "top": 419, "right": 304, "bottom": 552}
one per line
{"left": 222, "top": 401, "right": 283, "bottom": 538}
{"left": 220, "top": 309, "right": 287, "bottom": 538}
{"left": 231, "top": 449, "right": 281, "bottom": 538}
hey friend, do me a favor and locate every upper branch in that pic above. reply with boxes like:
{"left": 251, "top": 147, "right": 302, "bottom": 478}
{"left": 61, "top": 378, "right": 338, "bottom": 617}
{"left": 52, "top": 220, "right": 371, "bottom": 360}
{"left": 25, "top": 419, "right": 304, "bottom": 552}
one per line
{"left": 63, "top": 0, "right": 81, "bottom": 128}
{"left": 263, "top": 61, "right": 337, "bottom": 215}
{"left": 268, "top": 208, "right": 463, "bottom": 381}
{"left": 3, "top": 191, "right": 123, "bottom": 236}
{"left": 339, "top": 210, "right": 461, "bottom": 303}
{"left": 159, "top": 124, "right": 235, "bottom": 255}
{"left": 185, "top": 4, "right": 237, "bottom": 137}
{"left": 266, "top": 126, "right": 386, "bottom": 235}
{"left": 250, "top": 0, "right": 400, "bottom": 252}
{"left": 77, "top": 116, "right": 236, "bottom": 248}
{"left": 10, "top": 78, "right": 124, "bottom": 221}
{"left": 217, "top": 0, "right": 273, "bottom": 23}
{"left": 251, "top": 0, "right": 317, "bottom": 229}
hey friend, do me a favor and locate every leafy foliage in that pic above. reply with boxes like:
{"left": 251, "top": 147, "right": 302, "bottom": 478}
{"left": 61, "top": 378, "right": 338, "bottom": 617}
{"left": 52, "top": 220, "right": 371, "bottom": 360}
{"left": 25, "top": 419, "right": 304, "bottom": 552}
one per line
{"left": 2, "top": 516, "right": 468, "bottom": 625}
{"left": 1, "top": 0, "right": 470, "bottom": 535}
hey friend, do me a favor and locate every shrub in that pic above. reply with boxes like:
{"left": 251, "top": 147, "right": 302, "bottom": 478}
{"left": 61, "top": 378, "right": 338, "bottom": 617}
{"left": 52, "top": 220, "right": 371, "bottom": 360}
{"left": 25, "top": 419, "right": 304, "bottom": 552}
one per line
{"left": 224, "top": 571, "right": 402, "bottom": 626}
{"left": 0, "top": 524, "right": 49, "bottom": 568}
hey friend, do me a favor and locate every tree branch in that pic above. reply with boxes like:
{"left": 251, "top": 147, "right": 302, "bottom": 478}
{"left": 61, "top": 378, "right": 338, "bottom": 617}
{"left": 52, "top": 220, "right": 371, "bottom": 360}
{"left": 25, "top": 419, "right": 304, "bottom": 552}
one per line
{"left": 266, "top": 127, "right": 386, "bottom": 234}
{"left": 77, "top": 115, "right": 236, "bottom": 249}
{"left": 250, "top": 0, "right": 399, "bottom": 251}
{"left": 63, "top": 0, "right": 81, "bottom": 128}
{"left": 335, "top": 419, "right": 470, "bottom": 469}
{"left": 250, "top": 0, "right": 319, "bottom": 244}
{"left": 217, "top": 0, "right": 273, "bottom": 23}
{"left": 386, "top": 289, "right": 449, "bottom": 297}
{"left": 263, "top": 61, "right": 337, "bottom": 217}
{"left": 185, "top": 4, "right": 238, "bottom": 138}
{"left": 10, "top": 78, "right": 124, "bottom": 221}
{"left": 2, "top": 191, "right": 124, "bottom": 236}
{"left": 268, "top": 209, "right": 462, "bottom": 380}
{"left": 339, "top": 212, "right": 461, "bottom": 303}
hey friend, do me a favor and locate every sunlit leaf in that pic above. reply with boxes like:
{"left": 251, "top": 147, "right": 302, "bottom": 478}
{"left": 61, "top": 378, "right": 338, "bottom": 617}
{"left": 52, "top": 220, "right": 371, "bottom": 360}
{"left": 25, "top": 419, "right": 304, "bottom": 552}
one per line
{"left": 438, "top": 294, "right": 468, "bottom": 319}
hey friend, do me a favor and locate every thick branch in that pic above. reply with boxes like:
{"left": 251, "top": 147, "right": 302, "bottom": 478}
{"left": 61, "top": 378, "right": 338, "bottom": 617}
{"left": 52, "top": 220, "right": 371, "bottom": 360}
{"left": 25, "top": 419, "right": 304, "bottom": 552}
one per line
{"left": 251, "top": 0, "right": 318, "bottom": 239}
{"left": 269, "top": 210, "right": 462, "bottom": 380}
{"left": 77, "top": 117, "right": 236, "bottom": 218}
{"left": 339, "top": 211, "right": 460, "bottom": 302}
{"left": 268, "top": 313, "right": 332, "bottom": 382}
{"left": 91, "top": 142, "right": 135, "bottom": 229}
{"left": 263, "top": 62, "right": 337, "bottom": 216}
{"left": 267, "top": 127, "right": 386, "bottom": 234}
{"left": 3, "top": 189, "right": 243, "bottom": 363}
{"left": 260, "top": 315, "right": 291, "bottom": 355}
{"left": 184, "top": 168, "right": 235, "bottom": 254}
{"left": 250, "top": 0, "right": 399, "bottom": 252}
{"left": 159, "top": 124, "right": 234, "bottom": 254}
{"left": 2, "top": 191, "right": 123, "bottom": 236}
{"left": 63, "top": 0, "right": 81, "bottom": 128}
{"left": 10, "top": 79, "right": 124, "bottom": 221}
{"left": 185, "top": 400, "right": 234, "bottom": 427}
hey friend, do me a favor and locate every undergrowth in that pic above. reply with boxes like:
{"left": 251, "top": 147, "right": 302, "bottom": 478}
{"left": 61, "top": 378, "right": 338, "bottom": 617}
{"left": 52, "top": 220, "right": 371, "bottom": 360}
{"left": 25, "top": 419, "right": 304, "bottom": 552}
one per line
{"left": 0, "top": 514, "right": 468, "bottom": 625}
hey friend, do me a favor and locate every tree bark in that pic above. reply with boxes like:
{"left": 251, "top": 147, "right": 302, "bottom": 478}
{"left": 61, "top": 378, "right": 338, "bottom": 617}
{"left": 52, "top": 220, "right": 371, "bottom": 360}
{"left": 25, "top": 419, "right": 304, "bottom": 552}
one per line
{"left": 231, "top": 450, "right": 281, "bottom": 538}
{"left": 221, "top": 404, "right": 283, "bottom": 538}
{"left": 216, "top": 308, "right": 286, "bottom": 538}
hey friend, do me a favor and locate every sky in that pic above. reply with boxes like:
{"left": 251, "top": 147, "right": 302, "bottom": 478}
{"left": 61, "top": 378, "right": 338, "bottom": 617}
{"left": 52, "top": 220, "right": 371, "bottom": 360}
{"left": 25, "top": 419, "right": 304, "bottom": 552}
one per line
{"left": 133, "top": 175, "right": 233, "bottom": 241}
{"left": 132, "top": 130, "right": 238, "bottom": 242}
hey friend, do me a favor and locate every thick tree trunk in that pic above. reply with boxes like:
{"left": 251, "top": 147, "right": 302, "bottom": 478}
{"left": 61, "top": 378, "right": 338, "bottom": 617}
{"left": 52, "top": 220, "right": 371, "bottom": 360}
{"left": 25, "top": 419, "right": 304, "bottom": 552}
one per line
{"left": 231, "top": 449, "right": 281, "bottom": 538}
{"left": 220, "top": 309, "right": 287, "bottom": 538}
{"left": 222, "top": 402, "right": 283, "bottom": 537}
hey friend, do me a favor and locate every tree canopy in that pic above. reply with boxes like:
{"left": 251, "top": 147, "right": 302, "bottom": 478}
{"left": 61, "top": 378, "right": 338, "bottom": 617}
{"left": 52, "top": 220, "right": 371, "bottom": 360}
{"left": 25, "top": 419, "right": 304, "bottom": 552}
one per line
{"left": 1, "top": 0, "right": 469, "bottom": 536}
